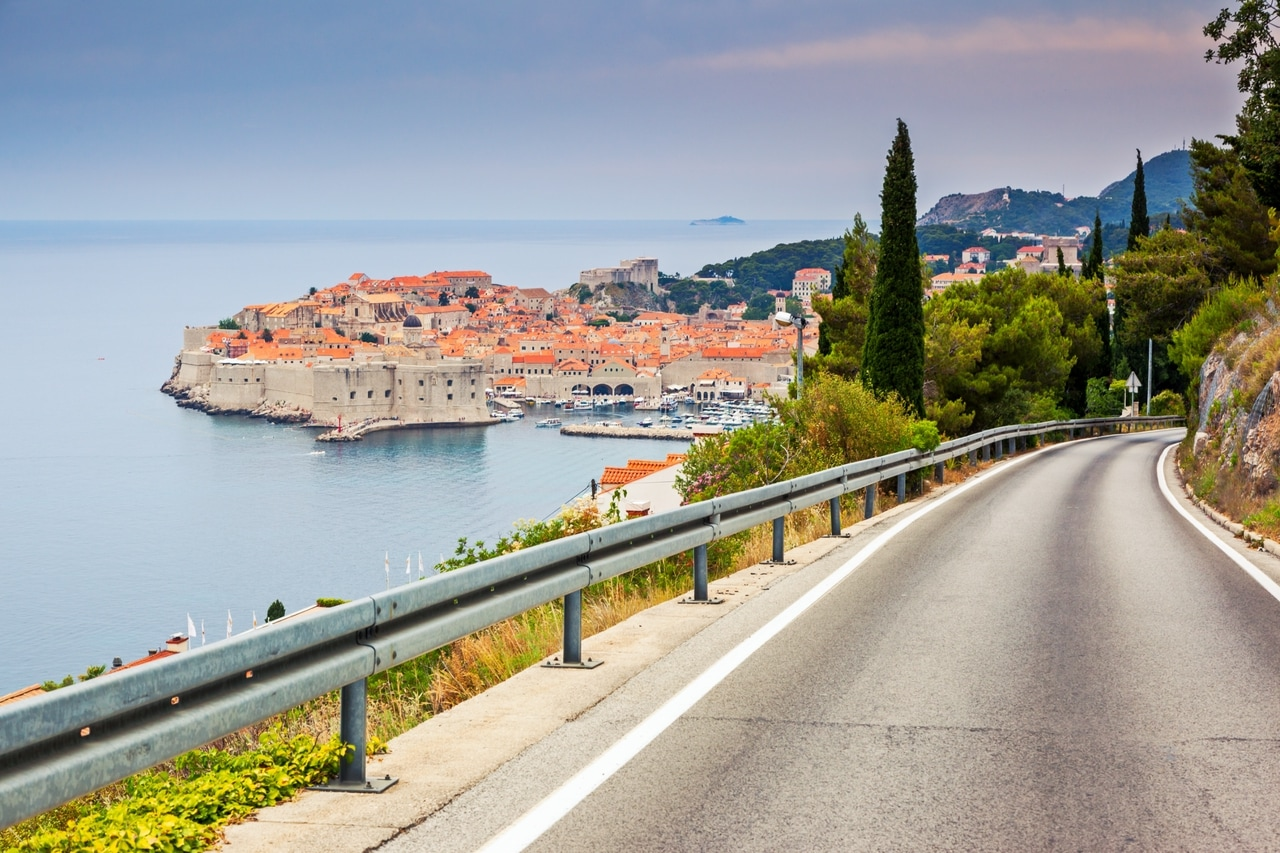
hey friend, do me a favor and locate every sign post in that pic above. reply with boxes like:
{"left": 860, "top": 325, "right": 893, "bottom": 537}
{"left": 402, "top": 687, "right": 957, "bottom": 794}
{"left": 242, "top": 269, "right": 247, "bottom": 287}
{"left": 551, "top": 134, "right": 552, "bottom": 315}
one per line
{"left": 1126, "top": 371, "right": 1142, "bottom": 417}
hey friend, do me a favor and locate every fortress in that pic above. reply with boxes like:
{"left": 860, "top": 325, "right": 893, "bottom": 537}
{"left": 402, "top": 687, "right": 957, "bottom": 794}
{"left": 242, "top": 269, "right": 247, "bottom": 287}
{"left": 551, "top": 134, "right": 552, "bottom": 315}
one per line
{"left": 163, "top": 326, "right": 491, "bottom": 427}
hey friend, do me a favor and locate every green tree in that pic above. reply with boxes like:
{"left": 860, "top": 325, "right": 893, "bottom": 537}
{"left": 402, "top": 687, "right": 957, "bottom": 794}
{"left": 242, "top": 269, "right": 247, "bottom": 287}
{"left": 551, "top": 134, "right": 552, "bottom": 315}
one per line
{"left": 837, "top": 212, "right": 878, "bottom": 302}
{"left": 266, "top": 599, "right": 285, "bottom": 622}
{"left": 811, "top": 212, "right": 878, "bottom": 379}
{"left": 863, "top": 120, "right": 925, "bottom": 417}
{"left": 924, "top": 269, "right": 1089, "bottom": 431}
{"left": 1110, "top": 227, "right": 1216, "bottom": 394}
{"left": 1205, "top": 0, "right": 1280, "bottom": 208}
{"left": 261, "top": 327, "right": 274, "bottom": 343}
{"left": 359, "top": 332, "right": 379, "bottom": 344}
{"left": 465, "top": 286, "right": 481, "bottom": 298}
{"left": 218, "top": 317, "right": 240, "bottom": 330}
{"left": 1082, "top": 211, "right": 1105, "bottom": 281}
{"left": 1128, "top": 149, "right": 1150, "bottom": 251}
{"left": 1056, "top": 246, "right": 1068, "bottom": 276}
{"left": 438, "top": 292, "right": 451, "bottom": 306}
{"left": 1182, "top": 138, "right": 1278, "bottom": 281}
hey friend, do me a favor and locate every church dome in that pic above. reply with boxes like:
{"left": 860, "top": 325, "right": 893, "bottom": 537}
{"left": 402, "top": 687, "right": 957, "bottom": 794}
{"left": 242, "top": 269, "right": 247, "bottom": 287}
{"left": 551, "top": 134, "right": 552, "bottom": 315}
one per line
{"left": 403, "top": 314, "right": 422, "bottom": 328}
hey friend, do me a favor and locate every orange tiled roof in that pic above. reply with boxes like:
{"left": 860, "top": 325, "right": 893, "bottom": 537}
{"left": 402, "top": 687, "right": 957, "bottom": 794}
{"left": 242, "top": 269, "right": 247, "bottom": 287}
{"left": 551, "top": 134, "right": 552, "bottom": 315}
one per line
{"left": 600, "top": 454, "right": 687, "bottom": 487}
{"left": 0, "top": 684, "right": 44, "bottom": 706}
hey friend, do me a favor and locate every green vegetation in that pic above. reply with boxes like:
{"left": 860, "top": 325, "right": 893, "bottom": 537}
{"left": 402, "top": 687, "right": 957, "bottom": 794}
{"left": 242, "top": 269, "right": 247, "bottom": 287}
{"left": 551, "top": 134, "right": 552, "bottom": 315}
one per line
{"left": 266, "top": 600, "right": 285, "bottom": 623}
{"left": 863, "top": 120, "right": 926, "bottom": 417}
{"left": 1205, "top": 0, "right": 1280, "bottom": 210}
{"left": 1182, "top": 138, "right": 1278, "bottom": 281}
{"left": 358, "top": 332, "right": 379, "bottom": 344}
{"left": 3, "top": 726, "right": 348, "bottom": 852}
{"left": 40, "top": 664, "right": 106, "bottom": 693}
{"left": 677, "top": 374, "right": 927, "bottom": 503}
{"left": 1168, "top": 280, "right": 1268, "bottom": 389}
{"left": 1128, "top": 150, "right": 1150, "bottom": 251}
{"left": 923, "top": 268, "right": 1105, "bottom": 433}
{"left": 217, "top": 318, "right": 240, "bottom": 330}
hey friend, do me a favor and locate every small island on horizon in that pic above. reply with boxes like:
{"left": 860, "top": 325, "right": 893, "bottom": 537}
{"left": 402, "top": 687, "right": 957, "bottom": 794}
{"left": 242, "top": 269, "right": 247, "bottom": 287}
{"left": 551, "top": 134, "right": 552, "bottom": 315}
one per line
{"left": 689, "top": 215, "right": 744, "bottom": 226}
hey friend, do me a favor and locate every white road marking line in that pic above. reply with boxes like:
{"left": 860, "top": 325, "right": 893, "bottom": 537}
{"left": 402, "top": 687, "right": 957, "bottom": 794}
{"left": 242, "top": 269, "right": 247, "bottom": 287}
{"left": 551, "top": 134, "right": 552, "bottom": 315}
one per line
{"left": 1156, "top": 442, "right": 1280, "bottom": 604}
{"left": 479, "top": 443, "right": 1048, "bottom": 852}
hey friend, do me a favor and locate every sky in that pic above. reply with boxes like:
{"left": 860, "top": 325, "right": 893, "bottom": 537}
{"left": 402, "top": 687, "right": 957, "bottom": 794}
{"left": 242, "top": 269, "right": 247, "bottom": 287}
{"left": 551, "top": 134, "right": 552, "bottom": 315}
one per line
{"left": 0, "top": 0, "right": 1246, "bottom": 221}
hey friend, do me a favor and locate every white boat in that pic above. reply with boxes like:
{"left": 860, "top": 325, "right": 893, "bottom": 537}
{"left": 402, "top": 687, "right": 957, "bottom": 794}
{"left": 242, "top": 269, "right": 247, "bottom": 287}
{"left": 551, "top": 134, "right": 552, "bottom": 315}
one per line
{"left": 572, "top": 399, "right": 593, "bottom": 411}
{"left": 638, "top": 417, "right": 654, "bottom": 427}
{"left": 536, "top": 418, "right": 563, "bottom": 428}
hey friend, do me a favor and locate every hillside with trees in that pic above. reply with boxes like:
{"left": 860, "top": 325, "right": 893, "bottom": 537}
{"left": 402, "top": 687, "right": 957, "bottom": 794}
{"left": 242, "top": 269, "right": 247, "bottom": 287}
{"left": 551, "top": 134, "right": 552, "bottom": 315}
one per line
{"left": 917, "top": 149, "right": 1192, "bottom": 235}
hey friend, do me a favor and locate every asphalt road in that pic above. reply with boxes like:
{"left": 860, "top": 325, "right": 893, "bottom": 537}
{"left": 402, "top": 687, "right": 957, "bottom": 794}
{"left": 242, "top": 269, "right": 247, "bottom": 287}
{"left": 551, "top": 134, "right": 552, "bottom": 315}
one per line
{"left": 387, "top": 431, "right": 1280, "bottom": 851}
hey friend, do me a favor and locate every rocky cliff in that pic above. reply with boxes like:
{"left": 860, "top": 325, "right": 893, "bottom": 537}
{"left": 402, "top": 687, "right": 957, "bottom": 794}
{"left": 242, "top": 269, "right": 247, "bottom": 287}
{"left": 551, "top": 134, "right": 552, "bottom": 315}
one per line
{"left": 1185, "top": 300, "right": 1280, "bottom": 529}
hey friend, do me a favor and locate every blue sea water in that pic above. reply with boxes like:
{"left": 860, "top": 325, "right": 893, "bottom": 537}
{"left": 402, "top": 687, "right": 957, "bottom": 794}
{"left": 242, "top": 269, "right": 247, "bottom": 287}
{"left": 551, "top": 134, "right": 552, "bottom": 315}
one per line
{"left": 0, "top": 219, "right": 842, "bottom": 692}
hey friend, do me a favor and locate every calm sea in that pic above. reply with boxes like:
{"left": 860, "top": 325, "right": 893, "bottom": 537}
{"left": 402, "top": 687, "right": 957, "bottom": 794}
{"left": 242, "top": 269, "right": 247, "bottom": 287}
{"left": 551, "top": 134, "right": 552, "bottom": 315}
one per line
{"left": 0, "top": 219, "right": 843, "bottom": 692}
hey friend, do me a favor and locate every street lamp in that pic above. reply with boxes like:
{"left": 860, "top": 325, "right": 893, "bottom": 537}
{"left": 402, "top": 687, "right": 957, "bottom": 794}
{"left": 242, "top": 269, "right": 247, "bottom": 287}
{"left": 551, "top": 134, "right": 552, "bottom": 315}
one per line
{"left": 773, "top": 311, "right": 807, "bottom": 393}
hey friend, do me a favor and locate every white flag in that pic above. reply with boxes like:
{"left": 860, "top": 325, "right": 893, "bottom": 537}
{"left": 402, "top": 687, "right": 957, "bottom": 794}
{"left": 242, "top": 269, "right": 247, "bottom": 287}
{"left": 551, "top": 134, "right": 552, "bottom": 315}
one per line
{"left": 418, "top": 551, "right": 424, "bottom": 579}
{"left": 187, "top": 613, "right": 196, "bottom": 640}
{"left": 253, "top": 611, "right": 258, "bottom": 628}
{"left": 385, "top": 551, "right": 390, "bottom": 589}
{"left": 406, "top": 555, "right": 411, "bottom": 576}
{"left": 201, "top": 619, "right": 206, "bottom": 646}
{"left": 226, "top": 610, "right": 232, "bottom": 639}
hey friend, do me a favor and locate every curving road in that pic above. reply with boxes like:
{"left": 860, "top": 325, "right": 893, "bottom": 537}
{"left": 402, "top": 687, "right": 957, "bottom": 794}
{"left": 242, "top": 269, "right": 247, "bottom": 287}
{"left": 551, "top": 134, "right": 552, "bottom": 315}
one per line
{"left": 388, "top": 430, "right": 1280, "bottom": 851}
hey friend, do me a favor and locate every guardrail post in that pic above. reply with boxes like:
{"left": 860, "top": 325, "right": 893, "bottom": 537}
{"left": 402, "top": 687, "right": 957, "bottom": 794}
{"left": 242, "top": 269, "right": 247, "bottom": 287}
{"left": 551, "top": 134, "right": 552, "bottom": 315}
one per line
{"left": 340, "top": 679, "right": 367, "bottom": 784}
{"left": 683, "top": 515, "right": 726, "bottom": 603}
{"left": 934, "top": 461, "right": 944, "bottom": 484}
{"left": 830, "top": 496, "right": 842, "bottom": 534}
{"left": 897, "top": 472, "right": 906, "bottom": 503}
{"left": 544, "top": 589, "right": 603, "bottom": 668}
{"left": 772, "top": 517, "right": 785, "bottom": 562}
{"left": 864, "top": 485, "right": 875, "bottom": 519}
{"left": 995, "top": 440, "right": 1003, "bottom": 460}
{"left": 313, "top": 679, "right": 396, "bottom": 792}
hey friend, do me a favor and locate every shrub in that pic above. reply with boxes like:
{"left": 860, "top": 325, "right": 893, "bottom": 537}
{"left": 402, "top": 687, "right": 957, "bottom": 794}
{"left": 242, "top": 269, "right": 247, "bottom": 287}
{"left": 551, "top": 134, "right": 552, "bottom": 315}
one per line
{"left": 1085, "top": 377, "right": 1123, "bottom": 417}
{"left": 1169, "top": 279, "right": 1267, "bottom": 385}
{"left": 1148, "top": 389, "right": 1186, "bottom": 417}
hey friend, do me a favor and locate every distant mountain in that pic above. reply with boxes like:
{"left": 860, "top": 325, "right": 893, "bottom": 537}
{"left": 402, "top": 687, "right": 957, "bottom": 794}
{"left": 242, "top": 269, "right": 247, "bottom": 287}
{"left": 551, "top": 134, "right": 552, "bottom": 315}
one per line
{"left": 917, "top": 149, "right": 1192, "bottom": 233}
{"left": 690, "top": 216, "right": 745, "bottom": 226}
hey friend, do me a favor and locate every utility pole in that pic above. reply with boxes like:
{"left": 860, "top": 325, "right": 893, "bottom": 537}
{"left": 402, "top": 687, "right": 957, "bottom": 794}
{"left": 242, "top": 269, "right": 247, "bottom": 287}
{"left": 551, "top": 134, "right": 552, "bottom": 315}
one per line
{"left": 1146, "top": 338, "right": 1153, "bottom": 415}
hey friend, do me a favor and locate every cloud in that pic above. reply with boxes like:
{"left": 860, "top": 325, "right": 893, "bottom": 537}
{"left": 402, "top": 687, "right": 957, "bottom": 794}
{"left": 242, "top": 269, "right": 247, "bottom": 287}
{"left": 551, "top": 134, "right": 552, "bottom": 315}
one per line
{"left": 677, "top": 15, "right": 1206, "bottom": 72}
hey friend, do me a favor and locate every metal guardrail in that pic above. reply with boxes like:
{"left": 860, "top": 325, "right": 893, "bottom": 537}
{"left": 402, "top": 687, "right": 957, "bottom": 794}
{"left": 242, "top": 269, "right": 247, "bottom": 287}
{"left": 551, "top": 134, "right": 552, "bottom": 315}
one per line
{"left": 0, "top": 415, "right": 1183, "bottom": 827}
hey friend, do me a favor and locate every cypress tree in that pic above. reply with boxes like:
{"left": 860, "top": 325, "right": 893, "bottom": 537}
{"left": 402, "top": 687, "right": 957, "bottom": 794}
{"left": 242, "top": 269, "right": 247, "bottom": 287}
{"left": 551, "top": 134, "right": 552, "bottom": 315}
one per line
{"left": 1057, "top": 246, "right": 1068, "bottom": 276}
{"left": 1086, "top": 211, "right": 1104, "bottom": 280}
{"left": 1127, "top": 149, "right": 1149, "bottom": 250}
{"left": 862, "top": 119, "right": 925, "bottom": 417}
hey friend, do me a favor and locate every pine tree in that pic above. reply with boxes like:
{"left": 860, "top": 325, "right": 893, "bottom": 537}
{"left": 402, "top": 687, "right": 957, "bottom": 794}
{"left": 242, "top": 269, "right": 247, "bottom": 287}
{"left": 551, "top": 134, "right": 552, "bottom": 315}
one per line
{"left": 1127, "top": 149, "right": 1149, "bottom": 251}
{"left": 862, "top": 119, "right": 925, "bottom": 417}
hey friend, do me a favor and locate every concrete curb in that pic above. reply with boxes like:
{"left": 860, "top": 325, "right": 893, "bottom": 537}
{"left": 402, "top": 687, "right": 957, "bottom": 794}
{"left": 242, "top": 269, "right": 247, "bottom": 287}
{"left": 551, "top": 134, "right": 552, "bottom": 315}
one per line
{"left": 1176, "top": 462, "right": 1280, "bottom": 559}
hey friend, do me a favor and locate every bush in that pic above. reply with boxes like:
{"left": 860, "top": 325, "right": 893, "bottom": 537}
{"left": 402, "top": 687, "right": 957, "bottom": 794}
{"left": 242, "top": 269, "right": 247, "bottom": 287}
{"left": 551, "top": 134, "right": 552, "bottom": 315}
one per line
{"left": 217, "top": 318, "right": 240, "bottom": 330}
{"left": 1148, "top": 389, "right": 1186, "bottom": 417}
{"left": 1085, "top": 376, "right": 1123, "bottom": 417}
{"left": 679, "top": 374, "right": 920, "bottom": 503}
{"left": 8, "top": 726, "right": 347, "bottom": 852}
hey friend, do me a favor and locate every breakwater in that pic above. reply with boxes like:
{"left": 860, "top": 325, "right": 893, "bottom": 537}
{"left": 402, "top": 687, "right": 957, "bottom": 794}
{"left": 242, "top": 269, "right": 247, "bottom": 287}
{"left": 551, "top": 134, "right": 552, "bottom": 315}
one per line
{"left": 560, "top": 424, "right": 704, "bottom": 440}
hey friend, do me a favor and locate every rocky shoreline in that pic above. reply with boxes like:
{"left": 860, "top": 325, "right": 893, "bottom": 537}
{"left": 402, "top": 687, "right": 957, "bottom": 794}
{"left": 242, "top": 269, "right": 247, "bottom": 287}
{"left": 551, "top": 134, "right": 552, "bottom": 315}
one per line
{"left": 160, "top": 365, "right": 316, "bottom": 425}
